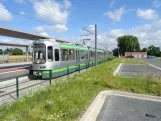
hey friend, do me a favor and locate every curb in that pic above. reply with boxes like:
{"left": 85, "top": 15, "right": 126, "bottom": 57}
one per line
{"left": 113, "top": 63, "right": 122, "bottom": 76}
{"left": 80, "top": 91, "right": 111, "bottom": 121}
{"left": 80, "top": 90, "right": 161, "bottom": 121}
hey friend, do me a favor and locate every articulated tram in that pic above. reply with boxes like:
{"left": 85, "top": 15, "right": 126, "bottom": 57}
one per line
{"left": 32, "top": 39, "right": 106, "bottom": 79}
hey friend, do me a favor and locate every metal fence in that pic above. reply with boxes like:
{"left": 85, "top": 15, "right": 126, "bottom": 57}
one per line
{"left": 0, "top": 58, "right": 111, "bottom": 104}
{"left": 0, "top": 53, "right": 32, "bottom": 64}
{"left": 0, "top": 54, "right": 9, "bottom": 63}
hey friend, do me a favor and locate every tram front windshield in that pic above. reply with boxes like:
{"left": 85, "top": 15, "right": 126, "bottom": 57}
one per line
{"left": 33, "top": 44, "right": 46, "bottom": 64}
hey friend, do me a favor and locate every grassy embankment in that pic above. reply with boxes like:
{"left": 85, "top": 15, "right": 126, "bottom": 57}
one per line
{"left": 0, "top": 58, "right": 161, "bottom": 121}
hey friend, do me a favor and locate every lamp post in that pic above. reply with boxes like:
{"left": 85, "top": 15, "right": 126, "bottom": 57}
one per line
{"left": 82, "top": 39, "right": 91, "bottom": 45}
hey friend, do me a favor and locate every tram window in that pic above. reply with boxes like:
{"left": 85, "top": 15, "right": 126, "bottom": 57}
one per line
{"left": 55, "top": 49, "right": 59, "bottom": 61}
{"left": 61, "top": 49, "right": 68, "bottom": 61}
{"left": 47, "top": 46, "right": 53, "bottom": 61}
{"left": 69, "top": 49, "right": 75, "bottom": 60}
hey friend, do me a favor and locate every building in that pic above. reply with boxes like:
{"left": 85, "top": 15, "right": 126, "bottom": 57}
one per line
{"left": 125, "top": 52, "right": 147, "bottom": 58}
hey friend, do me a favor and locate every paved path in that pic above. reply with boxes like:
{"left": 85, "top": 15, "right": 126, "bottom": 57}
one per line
{"left": 97, "top": 95, "right": 161, "bottom": 121}
{"left": 118, "top": 64, "right": 161, "bottom": 77}
{"left": 80, "top": 91, "right": 161, "bottom": 121}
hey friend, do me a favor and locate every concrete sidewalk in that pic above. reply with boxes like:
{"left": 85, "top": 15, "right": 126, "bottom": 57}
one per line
{"left": 80, "top": 91, "right": 161, "bottom": 121}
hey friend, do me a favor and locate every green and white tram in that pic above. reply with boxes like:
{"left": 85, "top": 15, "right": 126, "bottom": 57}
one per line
{"left": 32, "top": 39, "right": 105, "bottom": 79}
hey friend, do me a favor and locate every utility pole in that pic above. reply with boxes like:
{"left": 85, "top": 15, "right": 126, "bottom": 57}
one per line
{"left": 81, "top": 24, "right": 97, "bottom": 67}
{"left": 95, "top": 24, "right": 97, "bottom": 67}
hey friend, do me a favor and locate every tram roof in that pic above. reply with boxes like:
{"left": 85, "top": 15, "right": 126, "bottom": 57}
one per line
{"left": 60, "top": 44, "right": 88, "bottom": 50}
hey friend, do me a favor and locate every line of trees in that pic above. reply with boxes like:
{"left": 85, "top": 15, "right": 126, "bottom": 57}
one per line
{"left": 113, "top": 35, "right": 161, "bottom": 57}
{"left": 0, "top": 48, "right": 23, "bottom": 55}
{"left": 142, "top": 45, "right": 161, "bottom": 57}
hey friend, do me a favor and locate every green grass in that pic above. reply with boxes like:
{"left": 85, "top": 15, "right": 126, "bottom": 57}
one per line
{"left": 0, "top": 58, "right": 161, "bottom": 121}
{"left": 123, "top": 58, "right": 147, "bottom": 64}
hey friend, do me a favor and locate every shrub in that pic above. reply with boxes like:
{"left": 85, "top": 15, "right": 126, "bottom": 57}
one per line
{"left": 12, "top": 48, "right": 23, "bottom": 55}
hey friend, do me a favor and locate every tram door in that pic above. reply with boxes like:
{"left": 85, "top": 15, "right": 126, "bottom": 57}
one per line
{"left": 54, "top": 48, "right": 60, "bottom": 68}
{"left": 76, "top": 50, "right": 80, "bottom": 63}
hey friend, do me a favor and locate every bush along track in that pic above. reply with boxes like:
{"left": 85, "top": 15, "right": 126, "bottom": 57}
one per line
{"left": 0, "top": 58, "right": 161, "bottom": 121}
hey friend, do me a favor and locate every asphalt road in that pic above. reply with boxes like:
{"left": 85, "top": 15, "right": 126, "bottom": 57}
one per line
{"left": 139, "top": 58, "right": 161, "bottom": 68}
{"left": 97, "top": 95, "right": 161, "bottom": 121}
{"left": 118, "top": 64, "right": 161, "bottom": 77}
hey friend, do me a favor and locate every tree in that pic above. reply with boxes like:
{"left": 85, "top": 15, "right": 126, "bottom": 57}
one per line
{"left": 5, "top": 47, "right": 13, "bottom": 52}
{"left": 117, "top": 35, "right": 141, "bottom": 55}
{"left": 12, "top": 48, "right": 23, "bottom": 55}
{"left": 147, "top": 45, "right": 160, "bottom": 57}
{"left": 142, "top": 48, "right": 147, "bottom": 52}
{"left": 112, "top": 48, "right": 119, "bottom": 56}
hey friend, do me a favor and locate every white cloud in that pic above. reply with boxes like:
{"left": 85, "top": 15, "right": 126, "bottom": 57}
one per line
{"left": 48, "top": 24, "right": 68, "bottom": 32}
{"left": 33, "top": 26, "right": 45, "bottom": 33}
{"left": 15, "top": 0, "right": 24, "bottom": 3}
{"left": 137, "top": 8, "right": 159, "bottom": 20}
{"left": 0, "top": 3, "right": 13, "bottom": 21}
{"left": 93, "top": 19, "right": 161, "bottom": 50}
{"left": 38, "top": 32, "right": 49, "bottom": 37}
{"left": 88, "top": 25, "right": 95, "bottom": 31}
{"left": 33, "top": 24, "right": 68, "bottom": 34}
{"left": 64, "top": 0, "right": 72, "bottom": 9}
{"left": 33, "top": 26, "right": 48, "bottom": 36}
{"left": 34, "top": 0, "right": 71, "bottom": 24}
{"left": 104, "top": 7, "right": 126, "bottom": 21}
{"left": 19, "top": 11, "right": 25, "bottom": 15}
{"left": 109, "top": 0, "right": 115, "bottom": 8}
{"left": 153, "top": 0, "right": 161, "bottom": 8}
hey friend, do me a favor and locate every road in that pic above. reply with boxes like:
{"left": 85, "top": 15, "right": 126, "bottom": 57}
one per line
{"left": 139, "top": 58, "right": 161, "bottom": 68}
{"left": 118, "top": 64, "right": 161, "bottom": 77}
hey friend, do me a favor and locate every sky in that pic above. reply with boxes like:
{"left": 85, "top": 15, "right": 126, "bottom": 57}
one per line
{"left": 0, "top": 0, "right": 161, "bottom": 51}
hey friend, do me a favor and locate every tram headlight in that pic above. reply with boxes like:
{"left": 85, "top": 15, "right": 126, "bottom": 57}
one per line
{"left": 39, "top": 72, "right": 42, "bottom": 76}
{"left": 33, "top": 71, "right": 41, "bottom": 76}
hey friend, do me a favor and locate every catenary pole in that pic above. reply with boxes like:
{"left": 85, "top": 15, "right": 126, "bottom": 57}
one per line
{"left": 95, "top": 24, "right": 97, "bottom": 67}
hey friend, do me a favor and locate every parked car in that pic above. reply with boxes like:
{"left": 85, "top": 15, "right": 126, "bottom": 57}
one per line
{"left": 147, "top": 55, "right": 156, "bottom": 59}
{"left": 125, "top": 55, "right": 134, "bottom": 58}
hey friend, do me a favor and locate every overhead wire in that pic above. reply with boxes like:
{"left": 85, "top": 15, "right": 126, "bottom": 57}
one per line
{"left": 0, "top": 1, "right": 95, "bottom": 45}
{"left": 23, "top": 0, "right": 95, "bottom": 34}
{"left": 0, "top": 6, "right": 68, "bottom": 33}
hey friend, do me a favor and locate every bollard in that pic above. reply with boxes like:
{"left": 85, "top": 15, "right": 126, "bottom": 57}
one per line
{"left": 86, "top": 63, "right": 87, "bottom": 70}
{"left": 67, "top": 66, "right": 69, "bottom": 77}
{"left": 79, "top": 64, "right": 80, "bottom": 73}
{"left": 49, "top": 70, "right": 52, "bottom": 85}
{"left": 16, "top": 77, "right": 19, "bottom": 98}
